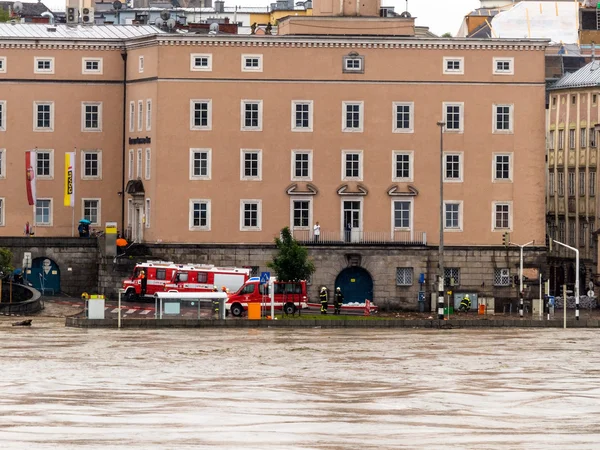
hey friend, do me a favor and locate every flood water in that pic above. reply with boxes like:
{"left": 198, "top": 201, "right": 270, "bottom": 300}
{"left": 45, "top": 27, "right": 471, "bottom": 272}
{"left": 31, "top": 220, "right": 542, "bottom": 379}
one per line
{"left": 1, "top": 320, "right": 600, "bottom": 449}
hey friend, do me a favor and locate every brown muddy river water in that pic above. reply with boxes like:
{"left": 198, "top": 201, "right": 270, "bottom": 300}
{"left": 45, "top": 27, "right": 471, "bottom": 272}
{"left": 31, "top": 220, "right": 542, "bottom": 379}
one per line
{"left": 1, "top": 320, "right": 600, "bottom": 449}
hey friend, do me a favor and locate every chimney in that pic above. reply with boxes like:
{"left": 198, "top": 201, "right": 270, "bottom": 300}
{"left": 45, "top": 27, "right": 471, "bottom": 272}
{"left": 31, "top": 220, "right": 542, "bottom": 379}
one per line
{"left": 214, "top": 0, "right": 224, "bottom": 12}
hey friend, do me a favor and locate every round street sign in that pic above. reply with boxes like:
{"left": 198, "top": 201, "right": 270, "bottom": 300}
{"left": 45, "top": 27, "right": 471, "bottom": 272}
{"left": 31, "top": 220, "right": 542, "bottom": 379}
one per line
{"left": 587, "top": 290, "right": 595, "bottom": 297}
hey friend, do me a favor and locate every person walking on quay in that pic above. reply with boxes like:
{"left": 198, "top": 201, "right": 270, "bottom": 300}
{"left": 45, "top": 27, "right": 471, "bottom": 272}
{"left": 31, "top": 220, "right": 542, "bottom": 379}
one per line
{"left": 138, "top": 269, "right": 147, "bottom": 297}
{"left": 320, "top": 287, "right": 329, "bottom": 315}
{"left": 459, "top": 294, "right": 471, "bottom": 313}
{"left": 334, "top": 287, "right": 344, "bottom": 315}
{"left": 313, "top": 221, "right": 321, "bottom": 243}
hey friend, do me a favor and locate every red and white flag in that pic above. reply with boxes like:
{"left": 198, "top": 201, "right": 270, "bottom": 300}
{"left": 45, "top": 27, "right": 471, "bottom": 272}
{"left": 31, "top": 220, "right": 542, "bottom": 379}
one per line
{"left": 25, "top": 151, "right": 37, "bottom": 206}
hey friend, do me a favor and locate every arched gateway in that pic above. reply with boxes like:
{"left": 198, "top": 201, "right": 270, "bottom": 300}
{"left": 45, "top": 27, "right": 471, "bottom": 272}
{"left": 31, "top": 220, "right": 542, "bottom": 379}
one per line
{"left": 334, "top": 267, "right": 373, "bottom": 304}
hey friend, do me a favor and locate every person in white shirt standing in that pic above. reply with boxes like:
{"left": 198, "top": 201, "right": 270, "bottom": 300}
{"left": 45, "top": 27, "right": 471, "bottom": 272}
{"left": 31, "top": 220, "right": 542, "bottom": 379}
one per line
{"left": 313, "top": 221, "right": 321, "bottom": 243}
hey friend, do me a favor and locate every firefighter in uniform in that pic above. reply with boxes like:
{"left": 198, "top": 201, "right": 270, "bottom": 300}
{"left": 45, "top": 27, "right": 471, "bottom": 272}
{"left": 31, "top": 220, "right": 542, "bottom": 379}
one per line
{"left": 138, "top": 270, "right": 147, "bottom": 297}
{"left": 459, "top": 294, "right": 471, "bottom": 313}
{"left": 319, "top": 287, "right": 329, "bottom": 315}
{"left": 334, "top": 287, "right": 344, "bottom": 315}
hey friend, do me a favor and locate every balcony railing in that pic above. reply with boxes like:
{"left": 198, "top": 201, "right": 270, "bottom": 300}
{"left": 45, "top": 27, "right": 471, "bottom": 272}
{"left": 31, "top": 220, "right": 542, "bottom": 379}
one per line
{"left": 292, "top": 229, "right": 427, "bottom": 246}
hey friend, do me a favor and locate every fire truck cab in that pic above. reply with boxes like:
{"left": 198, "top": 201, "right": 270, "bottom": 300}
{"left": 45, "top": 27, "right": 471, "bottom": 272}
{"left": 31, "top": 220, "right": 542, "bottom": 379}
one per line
{"left": 122, "top": 261, "right": 178, "bottom": 301}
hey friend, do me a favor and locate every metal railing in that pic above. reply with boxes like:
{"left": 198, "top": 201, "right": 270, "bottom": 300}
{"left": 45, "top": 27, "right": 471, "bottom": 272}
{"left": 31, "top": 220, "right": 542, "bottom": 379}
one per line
{"left": 292, "top": 229, "right": 427, "bottom": 245}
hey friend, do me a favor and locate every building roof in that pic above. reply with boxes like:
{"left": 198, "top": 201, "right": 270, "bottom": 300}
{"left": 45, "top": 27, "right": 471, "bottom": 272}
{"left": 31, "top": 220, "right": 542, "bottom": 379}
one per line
{"left": 549, "top": 60, "right": 600, "bottom": 90}
{"left": 0, "top": 1, "right": 50, "bottom": 17}
{"left": 0, "top": 23, "right": 163, "bottom": 40}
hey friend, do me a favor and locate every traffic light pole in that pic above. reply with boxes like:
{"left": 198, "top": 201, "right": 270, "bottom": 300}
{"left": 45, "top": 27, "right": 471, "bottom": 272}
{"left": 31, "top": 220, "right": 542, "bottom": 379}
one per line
{"left": 509, "top": 240, "right": 534, "bottom": 318}
{"left": 550, "top": 239, "right": 580, "bottom": 324}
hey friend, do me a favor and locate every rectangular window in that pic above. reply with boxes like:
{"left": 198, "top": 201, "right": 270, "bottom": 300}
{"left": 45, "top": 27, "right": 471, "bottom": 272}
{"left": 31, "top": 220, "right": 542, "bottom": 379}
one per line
{"left": 82, "top": 151, "right": 101, "bottom": 179}
{"left": 444, "top": 267, "right": 460, "bottom": 286}
{"left": 591, "top": 128, "right": 597, "bottom": 147}
{"left": 34, "top": 57, "right": 54, "bottom": 74}
{"left": 493, "top": 154, "right": 511, "bottom": 181}
{"left": 594, "top": 94, "right": 598, "bottom": 105}
{"left": 444, "top": 202, "right": 462, "bottom": 230}
{"left": 568, "top": 170, "right": 575, "bottom": 197}
{"left": 569, "top": 129, "right": 576, "bottom": 149}
{"left": 35, "top": 199, "right": 52, "bottom": 225}
{"left": 558, "top": 219, "right": 565, "bottom": 242}
{"left": 145, "top": 198, "right": 151, "bottom": 228}
{"left": 395, "top": 267, "right": 413, "bottom": 286}
{"left": 190, "top": 100, "right": 212, "bottom": 130}
{"left": 82, "top": 102, "right": 101, "bottom": 131}
{"left": 146, "top": 100, "right": 152, "bottom": 131}
{"left": 82, "top": 199, "right": 100, "bottom": 225}
{"left": 549, "top": 171, "right": 555, "bottom": 196}
{"left": 444, "top": 153, "right": 462, "bottom": 182}
{"left": 558, "top": 130, "right": 565, "bottom": 149}
{"left": 494, "top": 268, "right": 511, "bottom": 286}
{"left": 549, "top": 130, "right": 555, "bottom": 150}
{"left": 581, "top": 128, "right": 587, "bottom": 148}
{"left": 293, "top": 200, "right": 310, "bottom": 228}
{"left": 579, "top": 171, "right": 586, "bottom": 197}
{"left": 392, "top": 151, "right": 413, "bottom": 181}
{"left": 580, "top": 221, "right": 586, "bottom": 248}
{"left": 590, "top": 220, "right": 596, "bottom": 249}
{"left": 393, "top": 200, "right": 411, "bottom": 229}
{"left": 342, "top": 102, "right": 364, "bottom": 132}
{"left": 136, "top": 149, "right": 142, "bottom": 179}
{"left": 590, "top": 171, "right": 596, "bottom": 196}
{"left": 0, "top": 149, "right": 4, "bottom": 179}
{"left": 128, "top": 149, "right": 134, "bottom": 180}
{"left": 393, "top": 102, "right": 414, "bottom": 133}
{"left": 443, "top": 57, "right": 464, "bottom": 74}
{"left": 34, "top": 102, "right": 53, "bottom": 131}
{"left": 242, "top": 54, "right": 263, "bottom": 72}
{"left": 443, "top": 102, "right": 463, "bottom": 132}
{"left": 190, "top": 148, "right": 211, "bottom": 180}
{"left": 82, "top": 57, "right": 102, "bottom": 74}
{"left": 493, "top": 57, "right": 514, "bottom": 75}
{"left": 36, "top": 151, "right": 53, "bottom": 178}
{"left": 129, "top": 101, "right": 134, "bottom": 132}
{"left": 241, "top": 100, "right": 262, "bottom": 131}
{"left": 137, "top": 100, "right": 143, "bottom": 131}
{"left": 343, "top": 56, "right": 364, "bottom": 73}
{"left": 493, "top": 202, "right": 511, "bottom": 230}
{"left": 568, "top": 219, "right": 576, "bottom": 246}
{"left": 0, "top": 198, "right": 4, "bottom": 226}
{"left": 292, "top": 150, "right": 312, "bottom": 180}
{"left": 0, "top": 57, "right": 5, "bottom": 73}
{"left": 572, "top": 95, "right": 577, "bottom": 105}
{"left": 558, "top": 171, "right": 565, "bottom": 196}
{"left": 342, "top": 150, "right": 363, "bottom": 180}
{"left": 241, "top": 150, "right": 262, "bottom": 180}
{"left": 144, "top": 148, "right": 151, "bottom": 180}
{"left": 291, "top": 101, "right": 313, "bottom": 132}
{"left": 190, "top": 53, "right": 212, "bottom": 71}
{"left": 138, "top": 56, "right": 144, "bottom": 73}
{"left": 0, "top": 101, "right": 5, "bottom": 132}
{"left": 241, "top": 200, "right": 262, "bottom": 230}
{"left": 493, "top": 104, "right": 513, "bottom": 133}
{"left": 190, "top": 199, "right": 211, "bottom": 230}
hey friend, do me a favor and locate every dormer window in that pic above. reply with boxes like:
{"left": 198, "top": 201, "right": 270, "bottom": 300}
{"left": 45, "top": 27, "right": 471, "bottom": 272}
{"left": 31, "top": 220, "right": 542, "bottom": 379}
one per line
{"left": 343, "top": 52, "right": 364, "bottom": 74}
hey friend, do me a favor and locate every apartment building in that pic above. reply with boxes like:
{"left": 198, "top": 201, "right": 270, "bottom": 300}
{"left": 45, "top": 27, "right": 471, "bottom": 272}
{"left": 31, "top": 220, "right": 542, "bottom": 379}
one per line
{"left": 0, "top": 1, "right": 549, "bottom": 307}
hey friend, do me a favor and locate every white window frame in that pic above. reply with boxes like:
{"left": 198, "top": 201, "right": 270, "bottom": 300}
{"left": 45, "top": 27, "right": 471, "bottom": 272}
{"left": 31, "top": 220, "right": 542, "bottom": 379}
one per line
{"left": 391, "top": 198, "right": 413, "bottom": 231}
{"left": 343, "top": 55, "right": 364, "bottom": 73}
{"left": 128, "top": 149, "right": 134, "bottom": 180}
{"left": 144, "top": 148, "right": 151, "bottom": 180}
{"left": 0, "top": 57, "right": 6, "bottom": 73}
{"left": 190, "top": 99, "right": 213, "bottom": 131}
{"left": 494, "top": 268, "right": 511, "bottom": 286}
{"left": 443, "top": 201, "right": 463, "bottom": 232}
{"left": 492, "top": 103, "right": 514, "bottom": 134}
{"left": 240, "top": 149, "right": 262, "bottom": 181}
{"left": 145, "top": 198, "right": 151, "bottom": 228}
{"left": 190, "top": 53, "right": 212, "bottom": 72}
{"left": 290, "top": 197, "right": 313, "bottom": 230}
{"left": 81, "top": 150, "right": 102, "bottom": 180}
{"left": 341, "top": 149, "right": 363, "bottom": 181}
{"left": 291, "top": 150, "right": 313, "bottom": 181}
{"left": 33, "top": 101, "right": 54, "bottom": 132}
{"left": 145, "top": 99, "right": 152, "bottom": 131}
{"left": 291, "top": 100, "right": 313, "bottom": 132}
{"left": 492, "top": 152, "right": 513, "bottom": 182}
{"left": 443, "top": 152, "right": 463, "bottom": 183}
{"left": 138, "top": 56, "right": 144, "bottom": 73}
{"left": 129, "top": 101, "right": 135, "bottom": 132}
{"left": 443, "top": 56, "right": 464, "bottom": 75}
{"left": 342, "top": 101, "right": 364, "bottom": 133}
{"left": 189, "top": 148, "right": 212, "bottom": 180}
{"left": 0, "top": 101, "right": 5, "bottom": 131}
{"left": 392, "top": 102, "right": 414, "bottom": 133}
{"left": 81, "top": 102, "right": 102, "bottom": 132}
{"left": 137, "top": 100, "right": 143, "bottom": 132}
{"left": 492, "top": 201, "right": 513, "bottom": 231}
{"left": 136, "top": 148, "right": 143, "bottom": 179}
{"left": 0, "top": 148, "right": 5, "bottom": 179}
{"left": 81, "top": 198, "right": 101, "bottom": 226}
{"left": 35, "top": 149, "right": 54, "bottom": 180}
{"left": 82, "top": 57, "right": 103, "bottom": 74}
{"left": 34, "top": 57, "right": 54, "bottom": 74}
{"left": 34, "top": 198, "right": 53, "bottom": 226}
{"left": 392, "top": 150, "right": 414, "bottom": 182}
{"left": 442, "top": 102, "right": 464, "bottom": 133}
{"left": 493, "top": 57, "right": 514, "bottom": 75}
{"left": 241, "top": 54, "right": 263, "bottom": 72}
{"left": 0, "top": 197, "right": 4, "bottom": 226}
{"left": 240, "top": 100, "right": 263, "bottom": 131}
{"left": 189, "top": 199, "right": 211, "bottom": 231}
{"left": 395, "top": 267, "right": 414, "bottom": 286}
{"left": 240, "top": 199, "right": 262, "bottom": 231}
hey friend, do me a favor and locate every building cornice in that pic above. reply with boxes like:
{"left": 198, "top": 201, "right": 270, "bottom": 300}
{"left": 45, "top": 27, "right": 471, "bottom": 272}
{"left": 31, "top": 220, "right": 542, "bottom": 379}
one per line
{"left": 0, "top": 41, "right": 125, "bottom": 50}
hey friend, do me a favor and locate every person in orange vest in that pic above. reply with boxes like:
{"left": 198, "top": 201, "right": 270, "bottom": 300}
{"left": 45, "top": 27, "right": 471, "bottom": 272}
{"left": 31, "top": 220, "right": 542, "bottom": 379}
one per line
{"left": 116, "top": 234, "right": 128, "bottom": 255}
{"left": 138, "top": 269, "right": 147, "bottom": 297}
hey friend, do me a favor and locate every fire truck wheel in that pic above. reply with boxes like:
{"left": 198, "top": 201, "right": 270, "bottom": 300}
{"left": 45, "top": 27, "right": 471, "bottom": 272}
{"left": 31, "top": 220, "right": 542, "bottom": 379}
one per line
{"left": 124, "top": 290, "right": 137, "bottom": 302}
{"left": 283, "top": 302, "right": 296, "bottom": 315}
{"left": 230, "top": 303, "right": 244, "bottom": 317}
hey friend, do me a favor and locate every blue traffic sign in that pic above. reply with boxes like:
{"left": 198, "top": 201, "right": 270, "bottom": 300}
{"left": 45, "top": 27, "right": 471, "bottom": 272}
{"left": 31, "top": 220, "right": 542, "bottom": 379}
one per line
{"left": 260, "top": 271, "right": 271, "bottom": 285}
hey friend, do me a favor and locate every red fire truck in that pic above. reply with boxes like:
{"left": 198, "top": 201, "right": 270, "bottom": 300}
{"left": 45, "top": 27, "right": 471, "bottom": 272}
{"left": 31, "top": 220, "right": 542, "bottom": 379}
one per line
{"left": 122, "top": 261, "right": 179, "bottom": 301}
{"left": 163, "top": 264, "right": 251, "bottom": 295}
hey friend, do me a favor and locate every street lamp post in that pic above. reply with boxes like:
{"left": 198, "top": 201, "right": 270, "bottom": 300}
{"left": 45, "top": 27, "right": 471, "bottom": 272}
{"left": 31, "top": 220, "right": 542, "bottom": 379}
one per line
{"left": 510, "top": 240, "right": 535, "bottom": 318}
{"left": 437, "top": 121, "right": 445, "bottom": 320}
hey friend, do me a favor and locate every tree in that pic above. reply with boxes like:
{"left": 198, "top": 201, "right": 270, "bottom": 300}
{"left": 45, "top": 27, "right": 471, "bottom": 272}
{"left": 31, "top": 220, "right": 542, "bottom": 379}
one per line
{"left": 0, "top": 9, "right": 10, "bottom": 23}
{"left": 441, "top": 32, "right": 452, "bottom": 38}
{"left": 267, "top": 227, "right": 315, "bottom": 282}
{"left": 0, "top": 248, "right": 14, "bottom": 277}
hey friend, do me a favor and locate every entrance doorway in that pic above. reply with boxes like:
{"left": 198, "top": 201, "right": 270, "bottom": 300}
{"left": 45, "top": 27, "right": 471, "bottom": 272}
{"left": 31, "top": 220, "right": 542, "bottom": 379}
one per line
{"left": 334, "top": 267, "right": 373, "bottom": 304}
{"left": 29, "top": 257, "right": 61, "bottom": 295}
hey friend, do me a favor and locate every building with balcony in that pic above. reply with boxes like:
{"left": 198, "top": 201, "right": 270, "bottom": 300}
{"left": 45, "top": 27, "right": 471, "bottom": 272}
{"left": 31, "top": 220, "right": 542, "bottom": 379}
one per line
{"left": 0, "top": 0, "right": 548, "bottom": 307}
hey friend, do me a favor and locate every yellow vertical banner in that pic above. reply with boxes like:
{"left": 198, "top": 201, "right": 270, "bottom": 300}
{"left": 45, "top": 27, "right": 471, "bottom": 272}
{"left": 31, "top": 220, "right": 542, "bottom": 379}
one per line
{"left": 64, "top": 152, "right": 75, "bottom": 207}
